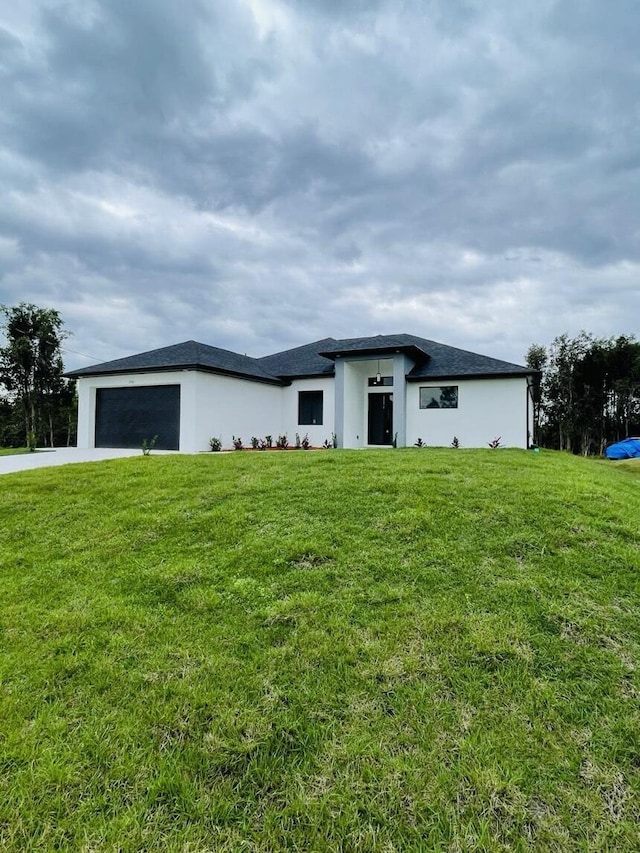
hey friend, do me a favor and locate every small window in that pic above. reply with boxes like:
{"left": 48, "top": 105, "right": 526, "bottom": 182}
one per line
{"left": 368, "top": 376, "right": 393, "bottom": 387}
{"left": 419, "top": 386, "right": 458, "bottom": 409}
{"left": 298, "top": 390, "right": 323, "bottom": 425}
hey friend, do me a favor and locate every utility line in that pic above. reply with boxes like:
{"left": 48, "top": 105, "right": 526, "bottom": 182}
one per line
{"left": 1, "top": 325, "right": 103, "bottom": 363}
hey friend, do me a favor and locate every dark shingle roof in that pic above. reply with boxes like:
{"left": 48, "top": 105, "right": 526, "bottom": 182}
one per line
{"left": 66, "top": 340, "right": 284, "bottom": 385}
{"left": 398, "top": 334, "right": 530, "bottom": 380}
{"left": 315, "top": 333, "right": 528, "bottom": 379}
{"left": 318, "top": 334, "right": 429, "bottom": 362}
{"left": 67, "top": 334, "right": 530, "bottom": 383}
{"left": 257, "top": 337, "right": 337, "bottom": 378}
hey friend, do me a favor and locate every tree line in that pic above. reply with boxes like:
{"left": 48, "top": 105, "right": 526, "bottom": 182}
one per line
{"left": 0, "top": 303, "right": 76, "bottom": 448}
{"left": 527, "top": 333, "right": 640, "bottom": 455}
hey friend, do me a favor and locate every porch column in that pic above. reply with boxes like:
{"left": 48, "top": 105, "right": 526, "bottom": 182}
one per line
{"left": 393, "top": 354, "right": 410, "bottom": 447}
{"left": 334, "top": 357, "right": 345, "bottom": 448}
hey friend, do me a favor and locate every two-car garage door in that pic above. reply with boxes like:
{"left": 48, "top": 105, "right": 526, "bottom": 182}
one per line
{"left": 95, "top": 385, "right": 181, "bottom": 450}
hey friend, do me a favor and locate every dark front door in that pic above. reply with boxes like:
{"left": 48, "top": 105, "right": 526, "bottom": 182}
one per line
{"left": 368, "top": 393, "right": 393, "bottom": 445}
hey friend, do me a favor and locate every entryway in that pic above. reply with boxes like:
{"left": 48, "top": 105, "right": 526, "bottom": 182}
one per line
{"left": 368, "top": 393, "right": 393, "bottom": 445}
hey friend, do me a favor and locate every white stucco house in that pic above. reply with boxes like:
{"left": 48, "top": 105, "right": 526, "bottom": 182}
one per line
{"left": 67, "top": 334, "right": 535, "bottom": 451}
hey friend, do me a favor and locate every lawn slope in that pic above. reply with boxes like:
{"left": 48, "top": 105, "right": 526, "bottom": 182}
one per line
{"left": 1, "top": 449, "right": 639, "bottom": 851}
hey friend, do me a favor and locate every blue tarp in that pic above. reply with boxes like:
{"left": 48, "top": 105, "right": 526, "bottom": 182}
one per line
{"left": 605, "top": 438, "right": 640, "bottom": 460}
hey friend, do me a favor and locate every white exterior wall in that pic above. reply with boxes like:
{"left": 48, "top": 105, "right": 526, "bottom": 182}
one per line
{"left": 193, "top": 372, "right": 282, "bottom": 451}
{"left": 405, "top": 376, "right": 529, "bottom": 448}
{"left": 76, "top": 370, "right": 195, "bottom": 451}
{"left": 282, "top": 378, "right": 335, "bottom": 447}
{"left": 76, "top": 369, "right": 283, "bottom": 452}
{"left": 76, "top": 366, "right": 530, "bottom": 453}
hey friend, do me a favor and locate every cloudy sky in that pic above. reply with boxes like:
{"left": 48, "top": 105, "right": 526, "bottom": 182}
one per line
{"left": 1, "top": 0, "right": 639, "bottom": 371}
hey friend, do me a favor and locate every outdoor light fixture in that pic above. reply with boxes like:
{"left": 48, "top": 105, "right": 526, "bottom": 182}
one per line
{"left": 375, "top": 359, "right": 381, "bottom": 384}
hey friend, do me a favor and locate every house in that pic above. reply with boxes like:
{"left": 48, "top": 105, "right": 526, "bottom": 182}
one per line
{"left": 66, "top": 334, "right": 534, "bottom": 451}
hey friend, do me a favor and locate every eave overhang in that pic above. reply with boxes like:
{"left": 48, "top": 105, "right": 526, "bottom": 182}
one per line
{"left": 318, "top": 344, "right": 427, "bottom": 362}
{"left": 406, "top": 370, "right": 533, "bottom": 382}
{"left": 275, "top": 371, "right": 334, "bottom": 381}
{"left": 65, "top": 363, "right": 286, "bottom": 387}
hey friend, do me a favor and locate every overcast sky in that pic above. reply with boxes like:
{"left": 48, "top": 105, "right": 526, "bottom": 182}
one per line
{"left": 1, "top": 0, "right": 639, "bottom": 371}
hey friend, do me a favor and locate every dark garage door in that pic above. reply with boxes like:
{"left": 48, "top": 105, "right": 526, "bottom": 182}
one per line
{"left": 95, "top": 385, "right": 181, "bottom": 450}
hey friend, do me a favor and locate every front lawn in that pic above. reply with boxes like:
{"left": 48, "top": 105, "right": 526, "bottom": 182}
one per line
{"left": 1, "top": 449, "right": 639, "bottom": 850}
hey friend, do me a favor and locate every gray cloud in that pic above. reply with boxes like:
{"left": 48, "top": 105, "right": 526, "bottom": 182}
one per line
{"left": 1, "top": 0, "right": 639, "bottom": 371}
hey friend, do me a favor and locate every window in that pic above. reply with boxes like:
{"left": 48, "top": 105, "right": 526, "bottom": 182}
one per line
{"left": 298, "top": 390, "right": 323, "bottom": 425}
{"left": 368, "top": 376, "right": 393, "bottom": 387}
{"left": 419, "top": 386, "right": 458, "bottom": 409}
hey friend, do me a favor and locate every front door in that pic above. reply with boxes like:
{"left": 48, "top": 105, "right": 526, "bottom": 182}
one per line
{"left": 368, "top": 393, "right": 393, "bottom": 445}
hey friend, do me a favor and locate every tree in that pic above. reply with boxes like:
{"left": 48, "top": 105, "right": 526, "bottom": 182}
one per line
{"left": 525, "top": 344, "right": 546, "bottom": 446}
{"left": 528, "top": 332, "right": 640, "bottom": 455}
{"left": 541, "top": 333, "right": 592, "bottom": 452}
{"left": 0, "top": 303, "right": 72, "bottom": 446}
{"left": 606, "top": 336, "right": 640, "bottom": 442}
{"left": 0, "top": 396, "right": 22, "bottom": 447}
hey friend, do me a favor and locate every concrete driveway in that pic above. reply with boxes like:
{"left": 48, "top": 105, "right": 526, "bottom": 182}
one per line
{"left": 0, "top": 447, "right": 171, "bottom": 475}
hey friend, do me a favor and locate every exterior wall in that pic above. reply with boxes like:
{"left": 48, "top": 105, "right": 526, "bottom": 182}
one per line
{"left": 405, "top": 376, "right": 529, "bottom": 448}
{"left": 282, "top": 378, "right": 335, "bottom": 447}
{"left": 76, "top": 370, "right": 194, "bottom": 451}
{"left": 192, "top": 372, "right": 282, "bottom": 451}
{"left": 77, "top": 369, "right": 283, "bottom": 452}
{"left": 76, "top": 365, "right": 530, "bottom": 453}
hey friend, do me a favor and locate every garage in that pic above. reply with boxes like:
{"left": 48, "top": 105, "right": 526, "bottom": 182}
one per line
{"left": 95, "top": 385, "right": 181, "bottom": 450}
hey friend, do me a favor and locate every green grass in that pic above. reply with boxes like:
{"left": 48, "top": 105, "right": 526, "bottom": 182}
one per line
{"left": 1, "top": 449, "right": 639, "bottom": 851}
{"left": 0, "top": 447, "right": 34, "bottom": 456}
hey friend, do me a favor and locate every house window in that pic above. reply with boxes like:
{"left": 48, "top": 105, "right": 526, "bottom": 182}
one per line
{"left": 298, "top": 390, "right": 323, "bottom": 425}
{"left": 419, "top": 386, "right": 458, "bottom": 409}
{"left": 368, "top": 376, "right": 393, "bottom": 387}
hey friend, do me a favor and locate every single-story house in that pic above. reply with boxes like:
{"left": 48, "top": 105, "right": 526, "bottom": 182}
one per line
{"left": 66, "top": 334, "right": 535, "bottom": 451}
